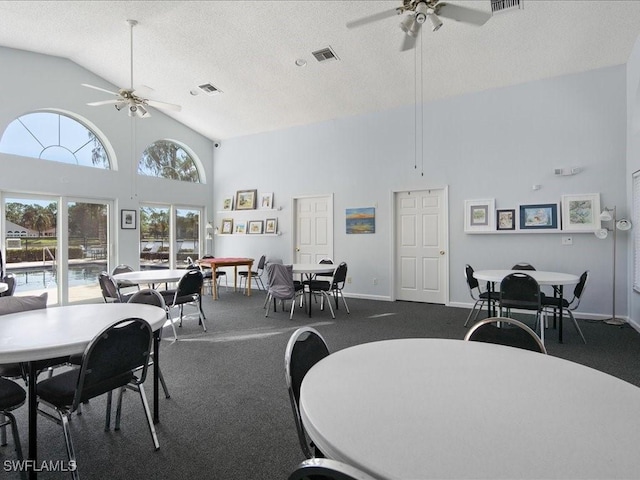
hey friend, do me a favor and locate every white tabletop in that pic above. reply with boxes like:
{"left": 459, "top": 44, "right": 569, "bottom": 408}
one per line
{"left": 474, "top": 269, "right": 579, "bottom": 286}
{"left": 292, "top": 264, "right": 336, "bottom": 275}
{"left": 0, "top": 282, "right": 7, "bottom": 293}
{"left": 300, "top": 338, "right": 640, "bottom": 479}
{"left": 113, "top": 268, "right": 186, "bottom": 284}
{"left": 0, "top": 303, "right": 168, "bottom": 363}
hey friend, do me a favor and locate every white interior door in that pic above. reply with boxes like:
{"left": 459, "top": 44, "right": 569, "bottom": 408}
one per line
{"left": 293, "top": 195, "right": 333, "bottom": 263}
{"left": 395, "top": 189, "right": 447, "bottom": 303}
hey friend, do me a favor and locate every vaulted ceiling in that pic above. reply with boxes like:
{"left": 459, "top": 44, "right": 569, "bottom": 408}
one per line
{"left": 1, "top": 1, "right": 640, "bottom": 141}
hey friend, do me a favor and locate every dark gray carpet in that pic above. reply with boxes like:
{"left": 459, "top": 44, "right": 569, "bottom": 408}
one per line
{"left": 3, "top": 290, "right": 640, "bottom": 479}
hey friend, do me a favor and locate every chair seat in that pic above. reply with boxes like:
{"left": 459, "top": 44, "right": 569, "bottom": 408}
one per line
{"left": 0, "top": 377, "right": 25, "bottom": 409}
{"left": 160, "top": 290, "right": 197, "bottom": 305}
{"left": 478, "top": 291, "right": 498, "bottom": 301}
{"left": 307, "top": 280, "right": 331, "bottom": 291}
{"left": 37, "top": 369, "right": 135, "bottom": 407}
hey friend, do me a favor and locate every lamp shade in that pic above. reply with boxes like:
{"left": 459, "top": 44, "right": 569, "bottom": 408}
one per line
{"left": 594, "top": 228, "right": 609, "bottom": 239}
{"left": 616, "top": 219, "right": 632, "bottom": 231}
{"left": 600, "top": 210, "right": 613, "bottom": 222}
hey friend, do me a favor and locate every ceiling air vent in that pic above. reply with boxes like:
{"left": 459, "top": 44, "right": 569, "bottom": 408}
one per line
{"left": 312, "top": 46, "right": 339, "bottom": 63}
{"left": 491, "top": 0, "right": 523, "bottom": 15}
{"left": 198, "top": 83, "right": 222, "bottom": 96}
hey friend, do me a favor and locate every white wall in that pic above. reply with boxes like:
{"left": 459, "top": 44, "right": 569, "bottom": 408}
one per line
{"left": 214, "top": 64, "right": 628, "bottom": 317}
{"left": 0, "top": 47, "right": 214, "bottom": 269}
{"left": 626, "top": 36, "right": 640, "bottom": 330}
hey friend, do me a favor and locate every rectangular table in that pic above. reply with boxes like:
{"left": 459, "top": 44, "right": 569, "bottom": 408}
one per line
{"left": 197, "top": 257, "right": 254, "bottom": 299}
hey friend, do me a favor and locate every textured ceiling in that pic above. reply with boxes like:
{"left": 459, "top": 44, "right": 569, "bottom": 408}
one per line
{"left": 1, "top": 1, "right": 640, "bottom": 141}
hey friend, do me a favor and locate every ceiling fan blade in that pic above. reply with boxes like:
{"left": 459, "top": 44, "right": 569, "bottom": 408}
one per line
{"left": 87, "top": 99, "right": 122, "bottom": 107}
{"left": 436, "top": 3, "right": 491, "bottom": 26}
{"left": 346, "top": 7, "right": 401, "bottom": 29}
{"left": 401, "top": 32, "right": 418, "bottom": 51}
{"left": 81, "top": 83, "right": 120, "bottom": 96}
{"left": 144, "top": 99, "right": 182, "bottom": 112}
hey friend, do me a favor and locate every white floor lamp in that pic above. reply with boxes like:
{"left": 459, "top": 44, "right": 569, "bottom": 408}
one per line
{"left": 595, "top": 206, "right": 632, "bottom": 325}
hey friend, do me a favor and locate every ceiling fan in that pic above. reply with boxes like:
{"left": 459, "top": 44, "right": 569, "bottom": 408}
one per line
{"left": 82, "top": 19, "right": 181, "bottom": 118}
{"left": 347, "top": 0, "right": 492, "bottom": 51}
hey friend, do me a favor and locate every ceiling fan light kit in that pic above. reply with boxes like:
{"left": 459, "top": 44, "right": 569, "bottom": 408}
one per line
{"left": 82, "top": 18, "right": 181, "bottom": 118}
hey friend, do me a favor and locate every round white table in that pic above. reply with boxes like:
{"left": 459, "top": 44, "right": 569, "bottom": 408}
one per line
{"left": 0, "top": 303, "right": 167, "bottom": 479}
{"left": 300, "top": 338, "right": 640, "bottom": 480}
{"left": 112, "top": 268, "right": 186, "bottom": 289}
{"left": 292, "top": 264, "right": 336, "bottom": 317}
{"left": 473, "top": 269, "right": 579, "bottom": 343}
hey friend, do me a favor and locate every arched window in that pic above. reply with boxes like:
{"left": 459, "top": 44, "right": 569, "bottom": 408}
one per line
{"left": 138, "top": 140, "right": 201, "bottom": 183}
{"left": 0, "top": 111, "right": 110, "bottom": 168}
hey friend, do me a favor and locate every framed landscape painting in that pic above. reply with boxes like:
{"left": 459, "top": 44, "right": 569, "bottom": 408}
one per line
{"left": 496, "top": 209, "right": 516, "bottom": 231}
{"left": 519, "top": 203, "right": 559, "bottom": 230}
{"left": 464, "top": 199, "right": 495, "bottom": 233}
{"left": 236, "top": 189, "right": 257, "bottom": 210}
{"left": 561, "top": 193, "right": 601, "bottom": 231}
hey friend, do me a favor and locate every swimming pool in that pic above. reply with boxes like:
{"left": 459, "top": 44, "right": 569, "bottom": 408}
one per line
{"left": 7, "top": 262, "right": 107, "bottom": 292}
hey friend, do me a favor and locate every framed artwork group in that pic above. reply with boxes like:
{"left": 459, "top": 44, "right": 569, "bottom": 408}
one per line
{"left": 218, "top": 188, "right": 279, "bottom": 235}
{"left": 464, "top": 193, "right": 601, "bottom": 233}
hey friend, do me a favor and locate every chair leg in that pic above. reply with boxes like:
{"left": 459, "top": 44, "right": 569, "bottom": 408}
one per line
{"left": 197, "top": 303, "right": 207, "bottom": 332}
{"left": 137, "top": 384, "right": 160, "bottom": 451}
{"left": 105, "top": 390, "right": 113, "bottom": 431}
{"left": 319, "top": 291, "right": 335, "bottom": 319}
{"left": 158, "top": 365, "right": 171, "bottom": 399}
{"left": 115, "top": 386, "right": 126, "bottom": 431}
{"left": 339, "top": 290, "right": 350, "bottom": 314}
{"left": 60, "top": 412, "right": 79, "bottom": 480}
{"left": 1, "top": 411, "right": 23, "bottom": 463}
{"left": 568, "top": 310, "right": 587, "bottom": 344}
{"left": 465, "top": 300, "right": 482, "bottom": 327}
{"left": 265, "top": 294, "right": 273, "bottom": 317}
{"left": 165, "top": 309, "right": 178, "bottom": 342}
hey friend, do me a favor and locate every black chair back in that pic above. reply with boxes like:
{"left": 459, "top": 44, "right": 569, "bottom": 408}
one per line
{"left": 500, "top": 273, "right": 541, "bottom": 310}
{"left": 512, "top": 262, "right": 536, "bottom": 271}
{"left": 465, "top": 264, "right": 479, "bottom": 290}
{"left": 465, "top": 317, "right": 547, "bottom": 354}
{"left": 98, "top": 272, "right": 121, "bottom": 302}
{"left": 128, "top": 288, "right": 165, "bottom": 308}
{"left": 574, "top": 270, "right": 589, "bottom": 299}
{"left": 74, "top": 318, "right": 152, "bottom": 410}
{"left": 285, "top": 327, "right": 330, "bottom": 458}
{"left": 332, "top": 262, "right": 347, "bottom": 286}
{"left": 288, "top": 458, "right": 377, "bottom": 480}
{"left": 176, "top": 269, "right": 204, "bottom": 296}
{"left": 112, "top": 264, "right": 134, "bottom": 275}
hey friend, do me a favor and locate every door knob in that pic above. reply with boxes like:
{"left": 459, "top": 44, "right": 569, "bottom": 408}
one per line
{"left": 440, "top": 250, "right": 445, "bottom": 255}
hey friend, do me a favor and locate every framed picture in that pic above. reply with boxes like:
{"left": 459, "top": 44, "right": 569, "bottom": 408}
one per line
{"left": 464, "top": 199, "right": 495, "bottom": 233}
{"left": 222, "top": 196, "right": 234, "bottom": 211}
{"left": 346, "top": 207, "right": 375, "bottom": 234}
{"left": 259, "top": 192, "right": 274, "bottom": 209}
{"left": 236, "top": 189, "right": 257, "bottom": 210}
{"left": 221, "top": 218, "right": 233, "bottom": 234}
{"left": 496, "top": 209, "right": 516, "bottom": 231}
{"left": 234, "top": 221, "right": 246, "bottom": 234}
{"left": 120, "top": 209, "right": 137, "bottom": 230}
{"left": 561, "top": 193, "right": 601, "bottom": 231}
{"left": 265, "top": 218, "right": 278, "bottom": 234}
{"left": 248, "top": 220, "right": 264, "bottom": 234}
{"left": 519, "top": 203, "right": 559, "bottom": 230}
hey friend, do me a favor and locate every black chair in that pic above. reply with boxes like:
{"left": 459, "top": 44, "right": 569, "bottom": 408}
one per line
{"left": 463, "top": 264, "right": 498, "bottom": 327}
{"left": 111, "top": 264, "right": 139, "bottom": 291}
{"left": 238, "top": 254, "right": 266, "bottom": 293}
{"left": 98, "top": 272, "right": 133, "bottom": 303}
{"left": 201, "top": 255, "right": 227, "bottom": 294}
{"left": 160, "top": 269, "right": 206, "bottom": 331}
{"left": 288, "top": 458, "right": 377, "bottom": 480}
{"left": 512, "top": 262, "right": 536, "bottom": 271}
{"left": 464, "top": 317, "right": 547, "bottom": 354}
{"left": 499, "top": 272, "right": 547, "bottom": 345}
{"left": 37, "top": 318, "right": 159, "bottom": 480}
{"left": 265, "top": 264, "right": 305, "bottom": 319}
{"left": 307, "top": 262, "right": 350, "bottom": 316}
{"left": 0, "top": 273, "right": 16, "bottom": 297}
{"left": 0, "top": 377, "right": 25, "bottom": 465}
{"left": 285, "top": 327, "right": 330, "bottom": 459}
{"left": 542, "top": 270, "right": 589, "bottom": 344}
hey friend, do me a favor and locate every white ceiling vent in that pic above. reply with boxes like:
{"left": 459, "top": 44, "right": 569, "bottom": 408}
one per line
{"left": 198, "top": 83, "right": 222, "bottom": 96}
{"left": 491, "top": 0, "right": 523, "bottom": 15}
{"left": 312, "top": 47, "right": 339, "bottom": 63}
